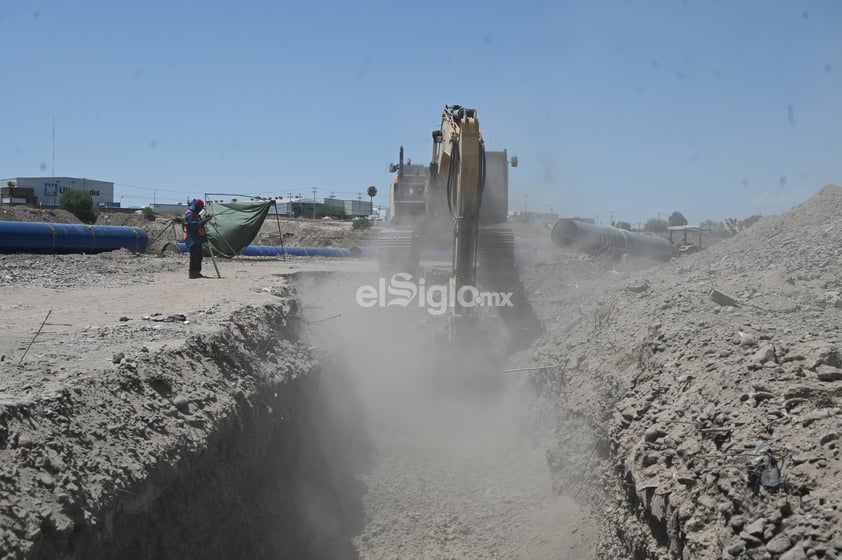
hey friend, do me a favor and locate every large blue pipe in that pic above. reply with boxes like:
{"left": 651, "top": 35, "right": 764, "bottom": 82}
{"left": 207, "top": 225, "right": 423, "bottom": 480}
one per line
{"left": 175, "top": 243, "right": 353, "bottom": 258}
{"left": 0, "top": 221, "right": 148, "bottom": 254}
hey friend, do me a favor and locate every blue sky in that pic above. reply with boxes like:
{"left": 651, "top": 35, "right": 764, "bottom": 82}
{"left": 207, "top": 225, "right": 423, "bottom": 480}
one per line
{"left": 2, "top": 0, "right": 839, "bottom": 225}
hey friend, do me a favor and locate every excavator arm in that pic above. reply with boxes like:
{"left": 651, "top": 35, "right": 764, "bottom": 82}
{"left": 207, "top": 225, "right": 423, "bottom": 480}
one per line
{"left": 431, "top": 105, "right": 485, "bottom": 319}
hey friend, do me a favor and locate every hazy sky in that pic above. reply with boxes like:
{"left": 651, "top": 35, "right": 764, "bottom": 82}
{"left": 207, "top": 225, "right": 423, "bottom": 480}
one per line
{"left": 2, "top": 0, "right": 839, "bottom": 225}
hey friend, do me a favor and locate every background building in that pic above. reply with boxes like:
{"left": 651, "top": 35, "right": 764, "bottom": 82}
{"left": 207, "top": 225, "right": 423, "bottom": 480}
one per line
{"left": 267, "top": 197, "right": 372, "bottom": 218}
{"left": 2, "top": 177, "right": 114, "bottom": 207}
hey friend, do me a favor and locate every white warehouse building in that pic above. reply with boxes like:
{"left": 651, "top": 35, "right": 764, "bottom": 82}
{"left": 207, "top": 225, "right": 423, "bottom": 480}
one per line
{"left": 2, "top": 177, "right": 114, "bottom": 208}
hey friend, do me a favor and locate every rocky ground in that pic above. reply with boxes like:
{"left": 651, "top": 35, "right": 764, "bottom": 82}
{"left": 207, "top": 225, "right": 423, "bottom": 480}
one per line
{"left": 514, "top": 185, "right": 842, "bottom": 559}
{"left": 1, "top": 187, "right": 841, "bottom": 559}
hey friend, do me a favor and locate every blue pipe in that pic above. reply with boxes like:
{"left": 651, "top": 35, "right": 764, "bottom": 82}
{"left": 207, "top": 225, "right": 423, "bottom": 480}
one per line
{"left": 0, "top": 221, "right": 148, "bottom": 254}
{"left": 175, "top": 243, "right": 353, "bottom": 258}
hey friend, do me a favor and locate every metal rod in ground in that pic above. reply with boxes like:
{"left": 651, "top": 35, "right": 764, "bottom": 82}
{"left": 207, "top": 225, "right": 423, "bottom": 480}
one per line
{"left": 19, "top": 309, "right": 52, "bottom": 365}
{"left": 273, "top": 200, "right": 286, "bottom": 261}
{"left": 207, "top": 243, "right": 221, "bottom": 278}
{"left": 503, "top": 363, "right": 563, "bottom": 373}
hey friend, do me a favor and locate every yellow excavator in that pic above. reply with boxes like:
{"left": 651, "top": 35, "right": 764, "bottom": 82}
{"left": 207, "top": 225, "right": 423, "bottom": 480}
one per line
{"left": 377, "top": 105, "right": 517, "bottom": 337}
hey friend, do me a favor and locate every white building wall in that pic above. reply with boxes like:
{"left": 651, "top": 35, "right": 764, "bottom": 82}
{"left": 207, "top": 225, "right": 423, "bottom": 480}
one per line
{"left": 12, "top": 177, "right": 114, "bottom": 207}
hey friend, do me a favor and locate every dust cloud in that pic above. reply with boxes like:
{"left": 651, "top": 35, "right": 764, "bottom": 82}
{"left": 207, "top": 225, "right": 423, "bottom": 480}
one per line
{"left": 294, "top": 266, "right": 596, "bottom": 560}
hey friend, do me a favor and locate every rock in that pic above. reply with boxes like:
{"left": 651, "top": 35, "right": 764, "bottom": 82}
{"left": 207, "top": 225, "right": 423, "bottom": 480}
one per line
{"left": 784, "top": 385, "right": 814, "bottom": 399}
{"left": 685, "top": 516, "right": 705, "bottom": 532}
{"left": 766, "top": 534, "right": 793, "bottom": 554}
{"left": 620, "top": 407, "right": 636, "bottom": 421}
{"left": 711, "top": 289, "right": 740, "bottom": 307}
{"left": 740, "top": 531, "right": 762, "bottom": 547}
{"left": 807, "top": 344, "right": 842, "bottom": 370}
{"left": 674, "top": 471, "right": 696, "bottom": 486}
{"left": 780, "top": 543, "right": 808, "bottom": 560}
{"left": 791, "top": 453, "right": 817, "bottom": 466}
{"left": 820, "top": 431, "right": 840, "bottom": 445}
{"left": 650, "top": 493, "right": 668, "bottom": 522}
{"left": 173, "top": 396, "right": 190, "bottom": 411}
{"left": 644, "top": 427, "right": 667, "bottom": 443}
{"left": 726, "top": 541, "right": 745, "bottom": 556}
{"left": 49, "top": 511, "right": 74, "bottom": 534}
{"left": 751, "top": 344, "right": 777, "bottom": 367}
{"left": 627, "top": 282, "right": 650, "bottom": 293}
{"left": 36, "top": 472, "right": 55, "bottom": 488}
{"left": 112, "top": 352, "right": 125, "bottom": 364}
{"left": 729, "top": 515, "right": 746, "bottom": 531}
{"left": 816, "top": 366, "right": 842, "bottom": 381}
{"left": 745, "top": 518, "right": 766, "bottom": 536}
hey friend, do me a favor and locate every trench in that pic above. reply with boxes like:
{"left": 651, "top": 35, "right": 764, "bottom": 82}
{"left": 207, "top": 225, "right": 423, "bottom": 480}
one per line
{"left": 46, "top": 269, "right": 602, "bottom": 559}
{"left": 42, "top": 290, "right": 371, "bottom": 560}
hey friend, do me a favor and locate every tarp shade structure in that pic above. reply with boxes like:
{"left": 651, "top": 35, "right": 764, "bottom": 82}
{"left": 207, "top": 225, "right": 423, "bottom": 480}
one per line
{"left": 200, "top": 200, "right": 273, "bottom": 257}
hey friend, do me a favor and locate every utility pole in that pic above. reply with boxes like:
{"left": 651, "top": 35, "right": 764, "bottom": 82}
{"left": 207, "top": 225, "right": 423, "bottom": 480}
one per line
{"left": 610, "top": 210, "right": 614, "bottom": 226}
{"left": 312, "top": 187, "right": 317, "bottom": 220}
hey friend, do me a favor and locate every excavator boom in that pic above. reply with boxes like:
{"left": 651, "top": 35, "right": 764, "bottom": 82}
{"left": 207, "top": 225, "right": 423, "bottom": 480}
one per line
{"left": 433, "top": 106, "right": 484, "bottom": 311}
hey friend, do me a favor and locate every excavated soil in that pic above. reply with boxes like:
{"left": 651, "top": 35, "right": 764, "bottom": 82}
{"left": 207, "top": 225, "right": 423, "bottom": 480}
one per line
{"left": 516, "top": 185, "right": 842, "bottom": 559}
{"left": 2, "top": 185, "right": 842, "bottom": 560}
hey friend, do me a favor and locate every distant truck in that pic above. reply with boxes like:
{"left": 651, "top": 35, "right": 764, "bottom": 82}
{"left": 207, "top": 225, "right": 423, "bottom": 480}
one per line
{"left": 668, "top": 226, "right": 707, "bottom": 256}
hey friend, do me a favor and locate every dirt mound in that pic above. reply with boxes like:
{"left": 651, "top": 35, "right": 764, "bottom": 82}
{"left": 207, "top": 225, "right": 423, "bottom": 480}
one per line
{"left": 517, "top": 185, "right": 842, "bottom": 558}
{"left": 0, "top": 206, "right": 83, "bottom": 224}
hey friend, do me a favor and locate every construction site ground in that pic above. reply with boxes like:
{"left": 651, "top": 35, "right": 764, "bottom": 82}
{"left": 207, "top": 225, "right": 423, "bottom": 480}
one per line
{"left": 1, "top": 187, "right": 842, "bottom": 559}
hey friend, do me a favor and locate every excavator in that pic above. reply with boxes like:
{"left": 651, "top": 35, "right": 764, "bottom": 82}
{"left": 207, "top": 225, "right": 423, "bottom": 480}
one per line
{"left": 377, "top": 105, "right": 517, "bottom": 339}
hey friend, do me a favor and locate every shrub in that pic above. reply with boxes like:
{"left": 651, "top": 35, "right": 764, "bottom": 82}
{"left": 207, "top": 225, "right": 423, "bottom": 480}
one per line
{"left": 60, "top": 190, "right": 96, "bottom": 223}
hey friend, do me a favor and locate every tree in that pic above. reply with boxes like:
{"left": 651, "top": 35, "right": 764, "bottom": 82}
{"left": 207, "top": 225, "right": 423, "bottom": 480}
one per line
{"left": 644, "top": 218, "right": 668, "bottom": 232}
{"left": 668, "top": 211, "right": 688, "bottom": 227}
{"left": 60, "top": 189, "right": 96, "bottom": 223}
{"left": 740, "top": 214, "right": 763, "bottom": 229}
{"left": 614, "top": 221, "right": 632, "bottom": 231}
{"left": 701, "top": 219, "right": 725, "bottom": 235}
{"left": 367, "top": 186, "right": 378, "bottom": 216}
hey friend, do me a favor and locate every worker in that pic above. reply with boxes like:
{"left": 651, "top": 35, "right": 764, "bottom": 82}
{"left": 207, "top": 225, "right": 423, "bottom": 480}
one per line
{"left": 182, "top": 199, "right": 213, "bottom": 279}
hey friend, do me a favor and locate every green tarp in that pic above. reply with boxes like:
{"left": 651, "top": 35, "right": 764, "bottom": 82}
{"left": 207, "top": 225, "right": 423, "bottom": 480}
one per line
{"left": 201, "top": 200, "right": 273, "bottom": 257}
